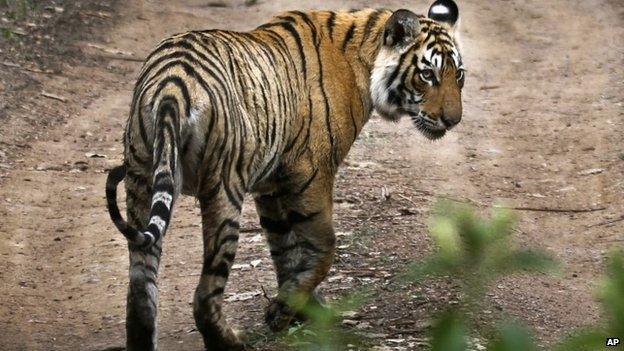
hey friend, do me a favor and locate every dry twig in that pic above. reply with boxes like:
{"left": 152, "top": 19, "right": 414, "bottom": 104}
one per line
{"left": 396, "top": 193, "right": 418, "bottom": 206}
{"left": 497, "top": 205, "right": 607, "bottom": 213}
{"left": 41, "top": 91, "right": 67, "bottom": 102}
{"left": 587, "top": 215, "right": 624, "bottom": 228}
{"left": 98, "top": 54, "right": 144, "bottom": 63}
{"left": 94, "top": 346, "right": 124, "bottom": 351}
{"left": 443, "top": 196, "right": 606, "bottom": 214}
{"left": 260, "top": 285, "right": 271, "bottom": 303}
{"left": 2, "top": 61, "right": 55, "bottom": 75}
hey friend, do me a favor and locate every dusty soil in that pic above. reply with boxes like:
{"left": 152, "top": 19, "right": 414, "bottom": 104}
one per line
{"left": 0, "top": 0, "right": 622, "bottom": 350}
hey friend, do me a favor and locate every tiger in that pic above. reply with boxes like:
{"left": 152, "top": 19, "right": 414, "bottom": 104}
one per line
{"left": 105, "top": 0, "right": 464, "bottom": 349}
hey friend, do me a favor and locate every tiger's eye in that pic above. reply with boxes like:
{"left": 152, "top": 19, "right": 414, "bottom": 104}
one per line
{"left": 420, "top": 69, "right": 435, "bottom": 81}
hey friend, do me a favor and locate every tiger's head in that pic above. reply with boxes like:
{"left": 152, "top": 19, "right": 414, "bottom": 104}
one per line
{"left": 371, "top": 0, "right": 464, "bottom": 140}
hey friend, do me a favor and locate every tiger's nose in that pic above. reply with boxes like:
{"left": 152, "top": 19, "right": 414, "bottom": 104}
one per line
{"left": 441, "top": 114, "right": 461, "bottom": 128}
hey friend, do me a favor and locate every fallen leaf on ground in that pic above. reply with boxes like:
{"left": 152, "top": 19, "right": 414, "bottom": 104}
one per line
{"left": 36, "top": 163, "right": 63, "bottom": 171}
{"left": 578, "top": 168, "right": 605, "bottom": 176}
{"left": 224, "top": 290, "right": 260, "bottom": 302}
{"left": 85, "top": 152, "right": 107, "bottom": 158}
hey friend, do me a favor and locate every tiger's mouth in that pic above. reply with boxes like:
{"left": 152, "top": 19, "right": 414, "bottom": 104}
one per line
{"left": 405, "top": 110, "right": 448, "bottom": 140}
{"left": 414, "top": 121, "right": 447, "bottom": 140}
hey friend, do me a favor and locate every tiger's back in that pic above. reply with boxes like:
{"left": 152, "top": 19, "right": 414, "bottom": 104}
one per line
{"left": 127, "top": 30, "right": 305, "bottom": 196}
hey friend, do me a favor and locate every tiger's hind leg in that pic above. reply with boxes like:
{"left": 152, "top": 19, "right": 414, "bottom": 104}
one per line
{"left": 255, "top": 178, "right": 336, "bottom": 332}
{"left": 193, "top": 187, "right": 245, "bottom": 351}
{"left": 124, "top": 169, "right": 162, "bottom": 351}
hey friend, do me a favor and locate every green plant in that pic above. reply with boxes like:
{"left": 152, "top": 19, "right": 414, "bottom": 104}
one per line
{"left": 488, "top": 323, "right": 537, "bottom": 351}
{"left": 554, "top": 248, "right": 624, "bottom": 351}
{"left": 0, "top": 0, "right": 36, "bottom": 19}
{"left": 1, "top": 27, "right": 13, "bottom": 39}
{"left": 602, "top": 249, "right": 624, "bottom": 336}
{"left": 404, "top": 202, "right": 556, "bottom": 350}
{"left": 409, "top": 201, "right": 555, "bottom": 309}
{"left": 280, "top": 291, "right": 368, "bottom": 351}
{"left": 269, "top": 202, "right": 623, "bottom": 351}
{"left": 430, "top": 311, "right": 468, "bottom": 351}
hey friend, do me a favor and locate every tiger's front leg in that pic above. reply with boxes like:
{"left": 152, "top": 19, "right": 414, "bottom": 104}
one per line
{"left": 256, "top": 178, "right": 336, "bottom": 332}
{"left": 194, "top": 188, "right": 245, "bottom": 351}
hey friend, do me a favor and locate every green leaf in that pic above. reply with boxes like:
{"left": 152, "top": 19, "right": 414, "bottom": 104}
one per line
{"left": 431, "top": 312, "right": 468, "bottom": 351}
{"left": 487, "top": 207, "right": 516, "bottom": 241}
{"left": 489, "top": 323, "right": 537, "bottom": 351}
{"left": 493, "top": 249, "right": 557, "bottom": 275}
{"left": 600, "top": 249, "right": 624, "bottom": 335}
{"left": 430, "top": 216, "right": 461, "bottom": 259}
{"left": 1, "top": 27, "right": 13, "bottom": 39}
{"left": 553, "top": 329, "right": 605, "bottom": 351}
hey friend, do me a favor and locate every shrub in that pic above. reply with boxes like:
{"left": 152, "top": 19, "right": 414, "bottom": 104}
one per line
{"left": 274, "top": 201, "right": 623, "bottom": 351}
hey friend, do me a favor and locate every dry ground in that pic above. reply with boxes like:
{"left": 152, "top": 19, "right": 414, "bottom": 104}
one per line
{"left": 0, "top": 0, "right": 623, "bottom": 350}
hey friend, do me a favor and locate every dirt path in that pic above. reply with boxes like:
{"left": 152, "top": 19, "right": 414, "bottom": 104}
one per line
{"left": 0, "top": 1, "right": 622, "bottom": 350}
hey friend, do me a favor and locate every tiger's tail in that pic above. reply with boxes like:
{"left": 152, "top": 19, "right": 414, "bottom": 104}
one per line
{"left": 106, "top": 97, "right": 181, "bottom": 248}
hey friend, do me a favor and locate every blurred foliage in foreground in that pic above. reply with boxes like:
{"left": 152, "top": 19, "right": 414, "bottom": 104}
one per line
{"left": 412, "top": 202, "right": 554, "bottom": 351}
{"left": 0, "top": 0, "right": 36, "bottom": 18}
{"left": 275, "top": 201, "right": 623, "bottom": 350}
{"left": 280, "top": 292, "right": 368, "bottom": 351}
{"left": 409, "top": 202, "right": 555, "bottom": 310}
{"left": 0, "top": 0, "right": 37, "bottom": 39}
{"left": 553, "top": 248, "right": 624, "bottom": 351}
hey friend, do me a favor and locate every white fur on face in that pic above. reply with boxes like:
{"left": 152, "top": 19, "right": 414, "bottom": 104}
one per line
{"left": 370, "top": 47, "right": 403, "bottom": 121}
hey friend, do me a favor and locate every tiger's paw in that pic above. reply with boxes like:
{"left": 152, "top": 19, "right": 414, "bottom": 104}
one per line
{"left": 204, "top": 334, "right": 246, "bottom": 351}
{"left": 199, "top": 323, "right": 247, "bottom": 351}
{"left": 293, "top": 291, "right": 328, "bottom": 323}
{"left": 265, "top": 299, "right": 296, "bottom": 332}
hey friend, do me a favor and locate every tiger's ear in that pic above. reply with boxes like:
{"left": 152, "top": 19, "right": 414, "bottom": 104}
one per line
{"left": 428, "top": 0, "right": 459, "bottom": 31}
{"left": 383, "top": 9, "right": 421, "bottom": 48}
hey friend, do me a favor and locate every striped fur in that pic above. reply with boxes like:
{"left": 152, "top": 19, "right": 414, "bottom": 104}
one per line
{"left": 106, "top": 1, "right": 463, "bottom": 349}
